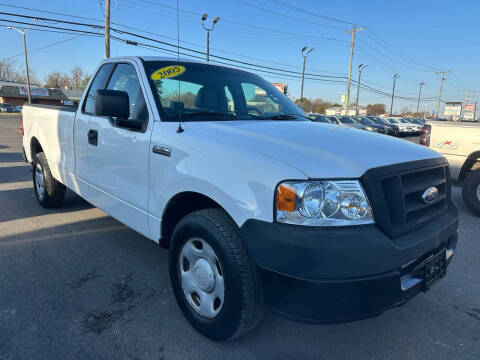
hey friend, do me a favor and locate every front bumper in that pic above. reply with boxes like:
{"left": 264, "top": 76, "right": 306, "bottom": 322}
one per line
{"left": 240, "top": 202, "right": 458, "bottom": 323}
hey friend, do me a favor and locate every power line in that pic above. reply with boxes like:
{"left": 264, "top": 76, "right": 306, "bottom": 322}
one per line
{"left": 0, "top": 12, "right": 438, "bottom": 102}
{"left": 264, "top": 0, "right": 358, "bottom": 26}
{"left": 0, "top": 34, "right": 87, "bottom": 60}
{"left": 231, "top": 0, "right": 345, "bottom": 30}
{"left": 365, "top": 30, "right": 442, "bottom": 72}
{"left": 119, "top": 0, "right": 346, "bottom": 44}
{"left": 0, "top": 2, "right": 104, "bottom": 23}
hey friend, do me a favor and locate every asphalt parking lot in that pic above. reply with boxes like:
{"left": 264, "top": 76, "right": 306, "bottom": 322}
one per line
{"left": 0, "top": 114, "right": 479, "bottom": 360}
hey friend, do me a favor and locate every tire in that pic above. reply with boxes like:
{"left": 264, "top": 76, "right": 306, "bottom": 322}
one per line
{"left": 169, "top": 208, "right": 264, "bottom": 341}
{"left": 462, "top": 169, "right": 480, "bottom": 217}
{"left": 32, "top": 152, "right": 66, "bottom": 208}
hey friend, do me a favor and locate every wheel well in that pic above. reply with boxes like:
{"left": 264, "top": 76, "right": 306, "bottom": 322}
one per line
{"left": 160, "top": 192, "right": 222, "bottom": 249}
{"left": 459, "top": 151, "right": 480, "bottom": 183}
{"left": 30, "top": 137, "right": 43, "bottom": 161}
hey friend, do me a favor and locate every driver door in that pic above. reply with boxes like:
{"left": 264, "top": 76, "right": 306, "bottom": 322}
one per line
{"left": 86, "top": 61, "right": 153, "bottom": 237}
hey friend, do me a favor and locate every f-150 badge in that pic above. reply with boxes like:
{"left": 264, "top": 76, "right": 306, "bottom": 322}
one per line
{"left": 432, "top": 140, "right": 459, "bottom": 150}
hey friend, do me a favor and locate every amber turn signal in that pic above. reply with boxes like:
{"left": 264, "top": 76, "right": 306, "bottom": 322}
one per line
{"left": 276, "top": 184, "right": 296, "bottom": 212}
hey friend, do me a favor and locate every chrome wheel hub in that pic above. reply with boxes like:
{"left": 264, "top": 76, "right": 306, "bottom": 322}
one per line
{"left": 193, "top": 258, "right": 215, "bottom": 293}
{"left": 35, "top": 163, "right": 45, "bottom": 200}
{"left": 179, "top": 238, "right": 225, "bottom": 318}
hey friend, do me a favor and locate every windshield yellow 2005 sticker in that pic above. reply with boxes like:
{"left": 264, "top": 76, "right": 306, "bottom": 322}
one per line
{"left": 150, "top": 65, "right": 185, "bottom": 80}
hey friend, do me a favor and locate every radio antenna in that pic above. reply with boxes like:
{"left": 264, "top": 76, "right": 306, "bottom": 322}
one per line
{"left": 176, "top": 0, "right": 184, "bottom": 133}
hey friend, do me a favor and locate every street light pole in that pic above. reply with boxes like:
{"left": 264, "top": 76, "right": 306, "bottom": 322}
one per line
{"left": 416, "top": 81, "right": 425, "bottom": 115}
{"left": 390, "top": 73, "right": 400, "bottom": 116}
{"left": 7, "top": 19, "right": 37, "bottom": 104}
{"left": 201, "top": 14, "right": 219, "bottom": 62}
{"left": 300, "top": 46, "right": 314, "bottom": 106}
{"left": 355, "top": 64, "right": 367, "bottom": 116}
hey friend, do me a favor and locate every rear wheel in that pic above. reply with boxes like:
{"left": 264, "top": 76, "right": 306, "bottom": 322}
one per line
{"left": 33, "top": 152, "right": 66, "bottom": 208}
{"left": 462, "top": 169, "right": 480, "bottom": 217}
{"left": 169, "top": 208, "right": 264, "bottom": 341}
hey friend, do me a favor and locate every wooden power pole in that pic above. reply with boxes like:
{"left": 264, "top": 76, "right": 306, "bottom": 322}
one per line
{"left": 104, "top": 0, "right": 111, "bottom": 58}
{"left": 345, "top": 25, "right": 364, "bottom": 115}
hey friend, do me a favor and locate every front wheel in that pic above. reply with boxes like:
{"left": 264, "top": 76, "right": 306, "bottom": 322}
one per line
{"left": 462, "top": 169, "right": 480, "bottom": 217}
{"left": 168, "top": 208, "right": 264, "bottom": 341}
{"left": 33, "top": 152, "right": 66, "bottom": 208}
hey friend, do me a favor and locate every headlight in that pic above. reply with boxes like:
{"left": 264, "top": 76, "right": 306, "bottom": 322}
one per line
{"left": 275, "top": 180, "right": 374, "bottom": 226}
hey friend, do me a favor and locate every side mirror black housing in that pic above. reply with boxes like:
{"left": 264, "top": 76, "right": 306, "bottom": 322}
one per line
{"left": 94, "top": 89, "right": 130, "bottom": 119}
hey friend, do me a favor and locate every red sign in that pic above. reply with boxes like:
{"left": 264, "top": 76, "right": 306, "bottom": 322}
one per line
{"left": 465, "top": 103, "right": 476, "bottom": 111}
{"left": 272, "top": 83, "right": 288, "bottom": 95}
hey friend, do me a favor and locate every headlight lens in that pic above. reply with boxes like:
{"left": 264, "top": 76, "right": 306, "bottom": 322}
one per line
{"left": 275, "top": 180, "right": 374, "bottom": 226}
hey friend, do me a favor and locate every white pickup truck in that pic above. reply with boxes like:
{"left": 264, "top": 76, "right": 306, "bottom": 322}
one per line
{"left": 420, "top": 120, "right": 480, "bottom": 216}
{"left": 22, "top": 56, "right": 458, "bottom": 341}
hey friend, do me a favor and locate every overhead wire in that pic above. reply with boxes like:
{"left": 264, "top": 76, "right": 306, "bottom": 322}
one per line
{"left": 0, "top": 11, "right": 440, "bottom": 101}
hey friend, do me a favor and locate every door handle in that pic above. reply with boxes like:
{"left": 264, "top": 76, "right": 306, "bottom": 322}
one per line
{"left": 152, "top": 145, "right": 171, "bottom": 157}
{"left": 88, "top": 129, "right": 98, "bottom": 146}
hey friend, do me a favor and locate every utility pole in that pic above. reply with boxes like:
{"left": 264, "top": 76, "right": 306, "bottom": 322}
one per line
{"left": 104, "top": 0, "right": 110, "bottom": 58}
{"left": 389, "top": 73, "right": 400, "bottom": 116}
{"left": 7, "top": 19, "right": 37, "bottom": 104}
{"left": 416, "top": 81, "right": 425, "bottom": 115}
{"left": 354, "top": 64, "right": 367, "bottom": 116}
{"left": 345, "top": 25, "right": 365, "bottom": 115}
{"left": 201, "top": 14, "right": 220, "bottom": 62}
{"left": 300, "top": 46, "right": 314, "bottom": 105}
{"left": 436, "top": 70, "right": 450, "bottom": 118}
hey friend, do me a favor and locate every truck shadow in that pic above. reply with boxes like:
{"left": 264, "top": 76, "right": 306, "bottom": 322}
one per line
{"left": 1, "top": 214, "right": 476, "bottom": 360}
{"left": 0, "top": 152, "right": 24, "bottom": 163}
{"left": 0, "top": 187, "right": 93, "bottom": 223}
{"left": 0, "top": 165, "right": 32, "bottom": 183}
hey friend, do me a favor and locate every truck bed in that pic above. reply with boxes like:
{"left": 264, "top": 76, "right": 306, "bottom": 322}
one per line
{"left": 22, "top": 104, "right": 78, "bottom": 190}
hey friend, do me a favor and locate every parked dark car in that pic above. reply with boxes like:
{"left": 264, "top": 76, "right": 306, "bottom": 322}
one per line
{"left": 367, "top": 116, "right": 400, "bottom": 136}
{"left": 329, "top": 116, "right": 377, "bottom": 132}
{"left": 0, "top": 103, "right": 14, "bottom": 113}
{"left": 309, "top": 113, "right": 332, "bottom": 124}
{"left": 355, "top": 116, "right": 387, "bottom": 134}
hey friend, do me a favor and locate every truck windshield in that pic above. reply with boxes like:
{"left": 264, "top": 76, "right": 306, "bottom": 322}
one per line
{"left": 143, "top": 61, "right": 306, "bottom": 122}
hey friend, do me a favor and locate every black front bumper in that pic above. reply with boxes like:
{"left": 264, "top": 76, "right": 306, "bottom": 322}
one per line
{"left": 240, "top": 202, "right": 458, "bottom": 323}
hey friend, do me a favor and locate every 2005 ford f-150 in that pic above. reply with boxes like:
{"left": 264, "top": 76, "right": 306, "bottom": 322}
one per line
{"left": 22, "top": 57, "right": 458, "bottom": 341}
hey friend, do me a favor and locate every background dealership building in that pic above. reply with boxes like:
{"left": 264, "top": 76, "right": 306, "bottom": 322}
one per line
{"left": 0, "top": 80, "right": 81, "bottom": 106}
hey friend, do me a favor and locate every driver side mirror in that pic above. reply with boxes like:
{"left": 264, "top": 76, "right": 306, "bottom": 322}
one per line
{"left": 94, "top": 89, "right": 130, "bottom": 119}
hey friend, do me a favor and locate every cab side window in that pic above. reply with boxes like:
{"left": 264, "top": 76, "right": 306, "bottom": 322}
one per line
{"left": 106, "top": 63, "right": 149, "bottom": 124}
{"left": 83, "top": 63, "right": 113, "bottom": 114}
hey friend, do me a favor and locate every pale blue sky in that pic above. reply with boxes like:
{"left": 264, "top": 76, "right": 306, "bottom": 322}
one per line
{"left": 1, "top": 0, "right": 478, "bottom": 113}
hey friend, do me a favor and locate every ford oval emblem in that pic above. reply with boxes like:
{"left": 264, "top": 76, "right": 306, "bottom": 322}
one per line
{"left": 422, "top": 187, "right": 439, "bottom": 204}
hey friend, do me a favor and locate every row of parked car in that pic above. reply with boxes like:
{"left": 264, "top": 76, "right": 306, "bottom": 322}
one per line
{"left": 0, "top": 103, "right": 22, "bottom": 113}
{"left": 309, "top": 114, "right": 425, "bottom": 137}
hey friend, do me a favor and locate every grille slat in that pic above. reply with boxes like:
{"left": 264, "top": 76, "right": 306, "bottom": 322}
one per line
{"left": 405, "top": 194, "right": 446, "bottom": 214}
{"left": 361, "top": 159, "right": 450, "bottom": 239}
{"left": 402, "top": 175, "right": 445, "bottom": 195}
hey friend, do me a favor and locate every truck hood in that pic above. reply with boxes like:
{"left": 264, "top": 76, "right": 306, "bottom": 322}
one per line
{"left": 190, "top": 120, "right": 442, "bottom": 178}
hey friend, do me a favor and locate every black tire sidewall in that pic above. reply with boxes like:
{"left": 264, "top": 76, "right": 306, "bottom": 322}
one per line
{"left": 168, "top": 212, "right": 251, "bottom": 341}
{"left": 462, "top": 169, "right": 480, "bottom": 216}
{"left": 33, "top": 153, "right": 48, "bottom": 206}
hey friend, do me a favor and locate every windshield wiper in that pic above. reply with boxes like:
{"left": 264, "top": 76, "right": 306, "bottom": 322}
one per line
{"left": 258, "top": 114, "right": 309, "bottom": 120}
{"left": 178, "top": 111, "right": 236, "bottom": 119}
